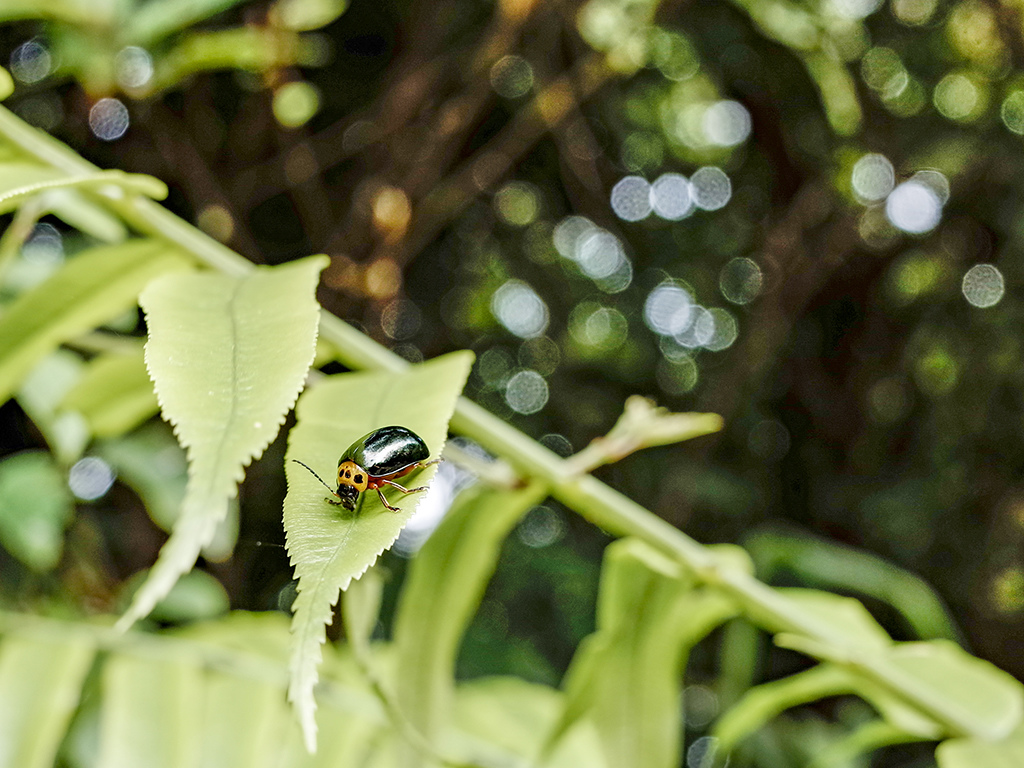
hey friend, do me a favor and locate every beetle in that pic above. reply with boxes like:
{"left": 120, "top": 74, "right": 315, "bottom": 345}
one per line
{"left": 292, "top": 426, "right": 439, "bottom": 512}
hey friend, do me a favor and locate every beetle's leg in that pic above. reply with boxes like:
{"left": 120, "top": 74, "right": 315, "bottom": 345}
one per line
{"left": 380, "top": 478, "right": 429, "bottom": 494}
{"left": 421, "top": 457, "right": 442, "bottom": 468}
{"left": 375, "top": 488, "right": 401, "bottom": 512}
{"left": 326, "top": 497, "right": 342, "bottom": 506}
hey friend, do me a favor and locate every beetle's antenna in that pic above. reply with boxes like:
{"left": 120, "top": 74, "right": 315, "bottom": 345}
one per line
{"left": 291, "top": 459, "right": 336, "bottom": 494}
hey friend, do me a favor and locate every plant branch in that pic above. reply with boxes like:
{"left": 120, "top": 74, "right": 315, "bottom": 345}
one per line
{"left": 0, "top": 103, "right": 992, "bottom": 740}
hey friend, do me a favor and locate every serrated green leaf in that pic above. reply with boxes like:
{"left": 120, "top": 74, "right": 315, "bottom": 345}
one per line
{"left": 0, "top": 632, "right": 95, "bottom": 768}
{"left": 0, "top": 451, "right": 74, "bottom": 571}
{"left": 59, "top": 348, "right": 159, "bottom": 438}
{"left": 117, "top": 256, "right": 327, "bottom": 631}
{"left": 98, "top": 652, "right": 204, "bottom": 768}
{"left": 937, "top": 725, "right": 1024, "bottom": 768}
{"left": 0, "top": 239, "right": 191, "bottom": 406}
{"left": 283, "top": 350, "right": 473, "bottom": 753}
{"left": 392, "top": 481, "right": 548, "bottom": 741}
{"left": 550, "top": 538, "right": 736, "bottom": 768}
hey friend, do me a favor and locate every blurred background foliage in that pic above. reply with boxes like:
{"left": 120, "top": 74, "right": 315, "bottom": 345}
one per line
{"left": 1, "top": 0, "right": 1023, "bottom": 763}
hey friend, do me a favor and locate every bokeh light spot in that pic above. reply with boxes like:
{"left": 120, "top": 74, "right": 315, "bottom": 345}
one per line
{"left": 273, "top": 81, "right": 321, "bottom": 128}
{"left": 644, "top": 281, "right": 694, "bottom": 336}
{"left": 89, "top": 98, "right": 130, "bottom": 141}
{"left": 577, "top": 230, "right": 626, "bottom": 279}
{"left": 719, "top": 257, "right": 763, "bottom": 304}
{"left": 703, "top": 308, "right": 739, "bottom": 351}
{"left": 650, "top": 173, "right": 694, "bottom": 220}
{"left": 494, "top": 181, "right": 540, "bottom": 227}
{"left": 702, "top": 100, "right": 752, "bottom": 147}
{"left": 10, "top": 39, "right": 51, "bottom": 84}
{"left": 491, "top": 279, "right": 549, "bottom": 339}
{"left": 961, "top": 264, "right": 1005, "bottom": 308}
{"left": 1001, "top": 91, "right": 1024, "bottom": 135}
{"left": 505, "top": 370, "right": 548, "bottom": 414}
{"left": 22, "top": 222, "right": 63, "bottom": 265}
{"left": 675, "top": 305, "right": 715, "bottom": 348}
{"left": 610, "top": 175, "right": 653, "bottom": 221}
{"left": 885, "top": 180, "right": 942, "bottom": 234}
{"left": 115, "top": 46, "right": 154, "bottom": 90}
{"left": 381, "top": 298, "right": 422, "bottom": 340}
{"left": 851, "top": 153, "right": 895, "bottom": 203}
{"left": 690, "top": 166, "right": 732, "bottom": 210}
{"left": 934, "top": 73, "right": 983, "bottom": 121}
{"left": 891, "top": 0, "right": 937, "bottom": 25}
{"left": 831, "top": 0, "right": 883, "bottom": 19}
{"left": 490, "top": 55, "right": 534, "bottom": 98}
{"left": 517, "top": 505, "right": 566, "bottom": 548}
{"left": 990, "top": 566, "right": 1024, "bottom": 615}
{"left": 69, "top": 456, "right": 115, "bottom": 501}
{"left": 656, "top": 356, "right": 699, "bottom": 395}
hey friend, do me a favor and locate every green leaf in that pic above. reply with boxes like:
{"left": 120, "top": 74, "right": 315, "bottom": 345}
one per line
{"left": 551, "top": 538, "right": 736, "bottom": 768}
{"left": 0, "top": 170, "right": 167, "bottom": 216}
{"left": 880, "top": 641, "right": 1024, "bottom": 742}
{"left": 126, "top": 0, "right": 253, "bottom": 48}
{"left": 746, "top": 528, "right": 961, "bottom": 641}
{"left": 0, "top": 239, "right": 191, "bottom": 407}
{"left": 0, "top": 451, "right": 74, "bottom": 571}
{"left": 392, "top": 480, "right": 548, "bottom": 740}
{"left": 0, "top": 68, "right": 12, "bottom": 102}
{"left": 0, "top": 632, "right": 95, "bottom": 768}
{"left": 117, "top": 256, "right": 327, "bottom": 631}
{"left": 98, "top": 652, "right": 205, "bottom": 768}
{"left": 451, "top": 677, "right": 607, "bottom": 767}
{"left": 16, "top": 350, "right": 89, "bottom": 465}
{"left": 154, "top": 28, "right": 323, "bottom": 91}
{"left": 272, "top": 0, "right": 350, "bottom": 31}
{"left": 283, "top": 350, "right": 473, "bottom": 753}
{"left": 713, "top": 665, "right": 858, "bottom": 755}
{"left": 773, "top": 588, "right": 893, "bottom": 653}
{"left": 937, "top": 725, "right": 1024, "bottom": 768}
{"left": 342, "top": 566, "right": 384, "bottom": 657}
{"left": 59, "top": 348, "right": 159, "bottom": 438}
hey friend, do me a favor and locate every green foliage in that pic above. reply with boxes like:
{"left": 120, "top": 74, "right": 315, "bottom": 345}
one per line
{"left": 0, "top": 0, "right": 1022, "bottom": 762}
{"left": 392, "top": 481, "right": 549, "bottom": 740}
{"left": 118, "top": 257, "right": 328, "bottom": 631}
{"left": 0, "top": 629, "right": 95, "bottom": 768}
{"left": 0, "top": 238, "right": 190, "bottom": 406}
{"left": 0, "top": 451, "right": 73, "bottom": 572}
{"left": 283, "top": 352, "right": 472, "bottom": 752}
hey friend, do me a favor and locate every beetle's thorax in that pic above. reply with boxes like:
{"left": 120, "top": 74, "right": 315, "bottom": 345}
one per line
{"left": 337, "top": 460, "right": 369, "bottom": 493}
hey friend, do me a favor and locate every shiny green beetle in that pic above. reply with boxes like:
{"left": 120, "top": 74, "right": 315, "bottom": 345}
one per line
{"left": 293, "top": 426, "right": 439, "bottom": 511}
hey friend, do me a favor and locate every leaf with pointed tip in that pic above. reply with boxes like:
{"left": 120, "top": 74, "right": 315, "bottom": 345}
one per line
{"left": 283, "top": 350, "right": 473, "bottom": 753}
{"left": 116, "top": 256, "right": 327, "bottom": 631}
